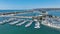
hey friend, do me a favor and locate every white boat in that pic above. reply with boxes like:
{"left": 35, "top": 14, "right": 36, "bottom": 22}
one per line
{"left": 25, "top": 21, "right": 33, "bottom": 27}
{"left": 34, "top": 21, "right": 40, "bottom": 28}
{"left": 9, "top": 20, "right": 20, "bottom": 25}
{"left": 7, "top": 18, "right": 16, "bottom": 22}
{"left": 16, "top": 20, "right": 27, "bottom": 26}
{"left": 0, "top": 22, "right": 4, "bottom": 24}
{"left": 41, "top": 19, "right": 60, "bottom": 29}
{"left": 33, "top": 19, "right": 40, "bottom": 28}
{"left": 0, "top": 18, "right": 16, "bottom": 24}
{"left": 0, "top": 19, "right": 8, "bottom": 24}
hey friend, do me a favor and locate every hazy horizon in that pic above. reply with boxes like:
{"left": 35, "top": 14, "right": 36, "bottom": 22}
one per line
{"left": 0, "top": 0, "right": 60, "bottom": 10}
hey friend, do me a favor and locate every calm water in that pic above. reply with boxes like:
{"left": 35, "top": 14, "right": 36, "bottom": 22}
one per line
{"left": 0, "top": 10, "right": 60, "bottom": 34}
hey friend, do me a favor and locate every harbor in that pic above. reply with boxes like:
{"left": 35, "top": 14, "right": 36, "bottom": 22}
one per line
{"left": 0, "top": 9, "right": 60, "bottom": 34}
{"left": 0, "top": 9, "right": 60, "bottom": 29}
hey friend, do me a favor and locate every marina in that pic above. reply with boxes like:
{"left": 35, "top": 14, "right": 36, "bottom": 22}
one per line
{"left": 0, "top": 9, "right": 60, "bottom": 34}
{"left": 0, "top": 9, "right": 60, "bottom": 29}
{"left": 0, "top": 0, "right": 60, "bottom": 34}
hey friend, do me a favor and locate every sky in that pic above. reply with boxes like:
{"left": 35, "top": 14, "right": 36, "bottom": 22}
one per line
{"left": 0, "top": 0, "right": 60, "bottom": 10}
